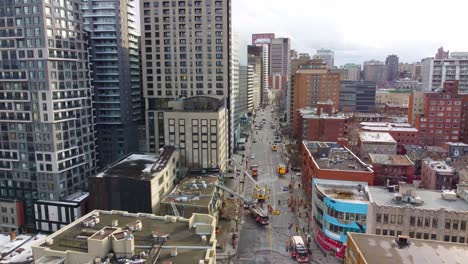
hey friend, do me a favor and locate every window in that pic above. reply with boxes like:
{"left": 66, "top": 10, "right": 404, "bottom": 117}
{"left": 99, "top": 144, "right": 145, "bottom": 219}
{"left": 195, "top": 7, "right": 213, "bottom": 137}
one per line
{"left": 410, "top": 216, "right": 415, "bottom": 226}
{"left": 417, "top": 217, "right": 423, "bottom": 227}
{"left": 424, "top": 217, "right": 430, "bottom": 227}
{"left": 453, "top": 220, "right": 459, "bottom": 230}
{"left": 461, "top": 220, "right": 466, "bottom": 231}
{"left": 390, "top": 215, "right": 395, "bottom": 224}
{"left": 445, "top": 219, "right": 451, "bottom": 229}
{"left": 397, "top": 215, "right": 403, "bottom": 224}
{"left": 383, "top": 214, "right": 389, "bottom": 224}
{"left": 432, "top": 218, "right": 438, "bottom": 228}
{"left": 382, "top": 229, "right": 388, "bottom": 236}
{"left": 431, "top": 234, "right": 437, "bottom": 240}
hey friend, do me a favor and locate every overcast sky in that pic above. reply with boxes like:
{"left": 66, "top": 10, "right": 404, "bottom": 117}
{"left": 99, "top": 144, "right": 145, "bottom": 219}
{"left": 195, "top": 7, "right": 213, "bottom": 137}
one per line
{"left": 232, "top": 0, "right": 468, "bottom": 66}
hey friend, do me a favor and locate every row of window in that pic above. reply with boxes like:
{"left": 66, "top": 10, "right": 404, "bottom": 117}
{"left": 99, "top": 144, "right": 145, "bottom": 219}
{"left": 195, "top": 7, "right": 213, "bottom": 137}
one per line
{"left": 376, "top": 213, "right": 467, "bottom": 230}
{"left": 375, "top": 229, "right": 468, "bottom": 244}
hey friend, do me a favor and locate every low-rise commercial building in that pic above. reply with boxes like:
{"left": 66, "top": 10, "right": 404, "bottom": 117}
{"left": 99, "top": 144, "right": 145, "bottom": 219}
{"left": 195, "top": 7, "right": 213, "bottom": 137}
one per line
{"left": 367, "top": 183, "right": 468, "bottom": 244}
{"left": 360, "top": 122, "right": 419, "bottom": 153}
{"left": 312, "top": 179, "right": 369, "bottom": 259}
{"left": 160, "top": 175, "right": 222, "bottom": 219}
{"left": 421, "top": 158, "right": 457, "bottom": 190}
{"left": 88, "top": 148, "right": 179, "bottom": 214}
{"left": 31, "top": 210, "right": 217, "bottom": 264}
{"left": 368, "top": 154, "right": 415, "bottom": 185}
{"left": 346, "top": 232, "right": 468, "bottom": 264}
{"left": 358, "top": 132, "right": 397, "bottom": 160}
{"left": 34, "top": 191, "right": 89, "bottom": 233}
{"left": 302, "top": 141, "right": 374, "bottom": 197}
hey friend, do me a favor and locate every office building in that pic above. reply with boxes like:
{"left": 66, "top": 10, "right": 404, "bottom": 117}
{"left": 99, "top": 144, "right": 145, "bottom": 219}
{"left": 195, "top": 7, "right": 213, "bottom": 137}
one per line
{"left": 237, "top": 66, "right": 250, "bottom": 124}
{"left": 346, "top": 233, "right": 468, "bottom": 264}
{"left": 32, "top": 210, "right": 217, "bottom": 264}
{"left": 358, "top": 132, "right": 397, "bottom": 160}
{"left": 88, "top": 147, "right": 179, "bottom": 214}
{"left": 301, "top": 141, "right": 374, "bottom": 197}
{"left": 421, "top": 158, "right": 456, "bottom": 190}
{"left": 367, "top": 183, "right": 468, "bottom": 246}
{"left": 363, "top": 60, "right": 386, "bottom": 85}
{"left": 230, "top": 32, "right": 239, "bottom": 156}
{"left": 315, "top": 49, "right": 334, "bottom": 69}
{"left": 248, "top": 45, "right": 263, "bottom": 110}
{"left": 84, "top": 0, "right": 141, "bottom": 167}
{"left": 269, "top": 38, "right": 290, "bottom": 90}
{"left": 252, "top": 33, "right": 274, "bottom": 92}
{"left": 411, "top": 81, "right": 465, "bottom": 146}
{"left": 339, "top": 81, "right": 376, "bottom": 112}
{"left": 140, "top": 0, "right": 232, "bottom": 164}
{"left": 0, "top": 0, "right": 97, "bottom": 228}
{"left": 311, "top": 179, "right": 369, "bottom": 259}
{"left": 368, "top": 154, "right": 415, "bottom": 185}
{"left": 375, "top": 89, "right": 412, "bottom": 112}
{"left": 160, "top": 175, "right": 222, "bottom": 218}
{"left": 342, "top": 63, "right": 361, "bottom": 81}
{"left": 291, "top": 60, "right": 340, "bottom": 132}
{"left": 430, "top": 58, "right": 468, "bottom": 94}
{"left": 385, "top": 54, "right": 399, "bottom": 82}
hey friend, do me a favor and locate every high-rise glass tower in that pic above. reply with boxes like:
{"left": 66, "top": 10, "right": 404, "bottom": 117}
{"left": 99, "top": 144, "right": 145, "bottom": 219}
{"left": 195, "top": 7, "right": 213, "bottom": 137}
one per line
{"left": 0, "top": 0, "right": 97, "bottom": 227}
{"left": 83, "top": 0, "right": 141, "bottom": 167}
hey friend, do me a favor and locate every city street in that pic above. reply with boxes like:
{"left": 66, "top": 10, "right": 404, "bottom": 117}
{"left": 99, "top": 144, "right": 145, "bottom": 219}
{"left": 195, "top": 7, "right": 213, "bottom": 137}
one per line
{"left": 230, "top": 105, "right": 342, "bottom": 264}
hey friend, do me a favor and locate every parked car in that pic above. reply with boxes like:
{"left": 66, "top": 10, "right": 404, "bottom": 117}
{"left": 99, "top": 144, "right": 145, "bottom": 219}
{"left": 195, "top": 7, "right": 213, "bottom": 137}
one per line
{"left": 251, "top": 154, "right": 255, "bottom": 159}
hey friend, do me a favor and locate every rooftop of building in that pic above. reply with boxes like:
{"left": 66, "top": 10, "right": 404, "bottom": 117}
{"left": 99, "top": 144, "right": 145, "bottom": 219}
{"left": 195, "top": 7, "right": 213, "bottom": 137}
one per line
{"left": 369, "top": 154, "right": 414, "bottom": 166}
{"left": 348, "top": 232, "right": 468, "bottom": 264}
{"left": 376, "top": 89, "right": 413, "bottom": 93}
{"left": 368, "top": 185, "right": 468, "bottom": 211}
{"left": 360, "top": 122, "right": 417, "bottom": 132}
{"left": 160, "top": 175, "right": 219, "bottom": 208}
{"left": 446, "top": 142, "right": 468, "bottom": 147}
{"left": 303, "top": 141, "right": 373, "bottom": 173}
{"left": 298, "top": 107, "right": 346, "bottom": 119}
{"left": 423, "top": 158, "right": 455, "bottom": 174}
{"left": 93, "top": 147, "right": 176, "bottom": 181}
{"left": 359, "top": 132, "right": 396, "bottom": 144}
{"left": 0, "top": 234, "right": 47, "bottom": 264}
{"left": 34, "top": 210, "right": 215, "bottom": 263}
{"left": 314, "top": 179, "right": 370, "bottom": 202}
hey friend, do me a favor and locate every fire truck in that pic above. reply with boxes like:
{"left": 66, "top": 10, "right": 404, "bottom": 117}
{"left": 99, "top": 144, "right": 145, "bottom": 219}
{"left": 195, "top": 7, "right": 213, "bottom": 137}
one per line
{"left": 290, "top": 236, "right": 310, "bottom": 263}
{"left": 277, "top": 164, "right": 287, "bottom": 175}
{"left": 250, "top": 165, "right": 259, "bottom": 177}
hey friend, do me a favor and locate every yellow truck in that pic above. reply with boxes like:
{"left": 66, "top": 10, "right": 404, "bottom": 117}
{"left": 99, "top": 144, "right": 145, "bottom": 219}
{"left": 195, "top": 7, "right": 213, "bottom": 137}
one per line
{"left": 271, "top": 144, "right": 277, "bottom": 151}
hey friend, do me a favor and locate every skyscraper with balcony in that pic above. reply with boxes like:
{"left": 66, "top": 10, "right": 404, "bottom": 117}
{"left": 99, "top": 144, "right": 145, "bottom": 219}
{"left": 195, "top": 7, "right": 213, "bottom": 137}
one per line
{"left": 0, "top": 0, "right": 97, "bottom": 228}
{"left": 83, "top": 0, "right": 141, "bottom": 167}
{"left": 140, "top": 0, "right": 232, "bottom": 167}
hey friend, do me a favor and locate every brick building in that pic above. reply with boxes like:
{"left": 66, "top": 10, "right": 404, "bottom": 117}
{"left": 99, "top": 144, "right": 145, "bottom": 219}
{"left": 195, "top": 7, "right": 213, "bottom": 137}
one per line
{"left": 358, "top": 132, "right": 397, "bottom": 160}
{"left": 291, "top": 60, "right": 340, "bottom": 136}
{"left": 360, "top": 122, "right": 419, "bottom": 153}
{"left": 368, "top": 154, "right": 415, "bottom": 185}
{"left": 410, "top": 81, "right": 465, "bottom": 146}
{"left": 301, "top": 141, "right": 374, "bottom": 198}
{"left": 295, "top": 102, "right": 347, "bottom": 143}
{"left": 421, "top": 158, "right": 457, "bottom": 190}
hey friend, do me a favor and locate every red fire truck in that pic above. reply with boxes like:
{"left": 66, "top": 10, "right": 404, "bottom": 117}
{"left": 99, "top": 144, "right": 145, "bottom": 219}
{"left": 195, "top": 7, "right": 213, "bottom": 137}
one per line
{"left": 290, "top": 236, "right": 310, "bottom": 263}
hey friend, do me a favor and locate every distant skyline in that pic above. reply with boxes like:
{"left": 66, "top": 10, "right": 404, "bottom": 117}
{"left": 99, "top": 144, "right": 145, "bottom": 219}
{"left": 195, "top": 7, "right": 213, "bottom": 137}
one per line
{"left": 233, "top": 0, "right": 468, "bottom": 66}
